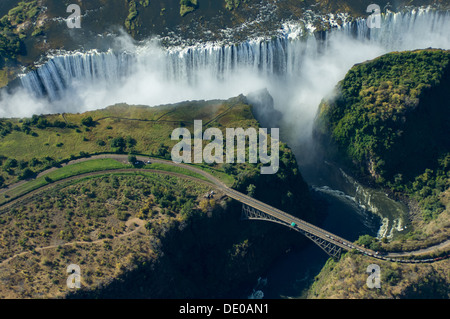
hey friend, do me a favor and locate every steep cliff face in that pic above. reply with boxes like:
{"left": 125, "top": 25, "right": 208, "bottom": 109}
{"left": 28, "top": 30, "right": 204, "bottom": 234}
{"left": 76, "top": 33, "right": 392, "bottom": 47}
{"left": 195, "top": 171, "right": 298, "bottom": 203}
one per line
{"left": 307, "top": 251, "right": 450, "bottom": 299}
{"left": 66, "top": 160, "right": 313, "bottom": 299}
{"left": 61, "top": 94, "right": 314, "bottom": 299}
{"left": 313, "top": 49, "right": 450, "bottom": 219}
{"left": 2, "top": 0, "right": 446, "bottom": 82}
{"left": 68, "top": 199, "right": 309, "bottom": 298}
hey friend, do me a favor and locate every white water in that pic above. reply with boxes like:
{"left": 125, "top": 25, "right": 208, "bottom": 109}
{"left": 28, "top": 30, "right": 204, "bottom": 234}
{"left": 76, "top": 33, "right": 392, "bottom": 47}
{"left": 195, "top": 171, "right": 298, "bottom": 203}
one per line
{"left": 1, "top": 7, "right": 448, "bottom": 239}
{"left": 248, "top": 277, "right": 267, "bottom": 299}
{"left": 1, "top": 7, "right": 449, "bottom": 134}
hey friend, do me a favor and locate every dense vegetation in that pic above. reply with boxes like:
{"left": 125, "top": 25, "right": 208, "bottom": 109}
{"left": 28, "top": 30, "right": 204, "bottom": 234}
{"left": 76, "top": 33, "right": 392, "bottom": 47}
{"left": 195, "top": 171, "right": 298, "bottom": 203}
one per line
{"left": 0, "top": 27, "right": 21, "bottom": 67}
{"left": 0, "top": 173, "right": 215, "bottom": 298}
{"left": 315, "top": 49, "right": 450, "bottom": 222}
{"left": 306, "top": 49, "right": 450, "bottom": 299}
{"left": 0, "top": 95, "right": 313, "bottom": 221}
{"left": 308, "top": 251, "right": 449, "bottom": 299}
{"left": 0, "top": 0, "right": 43, "bottom": 86}
{"left": 225, "top": 0, "right": 249, "bottom": 11}
{"left": 0, "top": 96, "right": 314, "bottom": 298}
{"left": 124, "top": 0, "right": 150, "bottom": 35}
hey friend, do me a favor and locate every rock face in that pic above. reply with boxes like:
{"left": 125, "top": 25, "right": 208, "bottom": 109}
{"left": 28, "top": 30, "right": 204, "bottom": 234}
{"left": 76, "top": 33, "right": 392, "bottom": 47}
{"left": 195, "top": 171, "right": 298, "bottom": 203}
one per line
{"left": 313, "top": 49, "right": 450, "bottom": 186}
{"left": 245, "top": 89, "right": 283, "bottom": 129}
{"left": 313, "top": 48, "right": 450, "bottom": 232}
{"left": 309, "top": 50, "right": 450, "bottom": 298}
{"left": 68, "top": 200, "right": 303, "bottom": 298}
{"left": 63, "top": 95, "right": 314, "bottom": 299}
{"left": 68, "top": 174, "right": 312, "bottom": 299}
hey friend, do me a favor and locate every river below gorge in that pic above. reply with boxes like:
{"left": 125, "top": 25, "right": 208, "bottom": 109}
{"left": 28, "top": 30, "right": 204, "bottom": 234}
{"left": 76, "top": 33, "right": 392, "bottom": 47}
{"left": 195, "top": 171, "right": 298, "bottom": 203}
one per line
{"left": 241, "top": 141, "right": 410, "bottom": 299}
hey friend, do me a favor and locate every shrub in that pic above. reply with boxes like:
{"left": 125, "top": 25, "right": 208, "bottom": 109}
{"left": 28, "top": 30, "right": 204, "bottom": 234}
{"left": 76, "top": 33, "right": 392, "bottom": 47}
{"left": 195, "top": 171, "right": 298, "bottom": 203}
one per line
{"left": 128, "top": 154, "right": 137, "bottom": 164}
{"left": 116, "top": 210, "right": 129, "bottom": 221}
{"left": 111, "top": 137, "right": 126, "bottom": 152}
{"left": 180, "top": 0, "right": 198, "bottom": 17}
{"left": 96, "top": 139, "right": 106, "bottom": 146}
{"left": 19, "top": 168, "right": 35, "bottom": 180}
{"left": 81, "top": 116, "right": 95, "bottom": 127}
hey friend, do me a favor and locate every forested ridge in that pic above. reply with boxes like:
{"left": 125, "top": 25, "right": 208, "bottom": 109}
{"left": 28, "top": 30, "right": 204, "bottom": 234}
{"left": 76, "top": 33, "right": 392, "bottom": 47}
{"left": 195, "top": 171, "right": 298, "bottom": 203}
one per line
{"left": 315, "top": 49, "right": 450, "bottom": 222}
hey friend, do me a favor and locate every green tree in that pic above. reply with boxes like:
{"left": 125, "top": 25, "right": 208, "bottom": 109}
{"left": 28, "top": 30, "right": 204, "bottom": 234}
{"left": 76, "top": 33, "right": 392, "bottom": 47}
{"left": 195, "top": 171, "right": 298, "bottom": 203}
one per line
{"left": 126, "top": 135, "right": 137, "bottom": 148}
{"left": 357, "top": 234, "right": 375, "bottom": 248}
{"left": 223, "top": 163, "right": 234, "bottom": 175}
{"left": 128, "top": 154, "right": 137, "bottom": 164}
{"left": 246, "top": 184, "right": 256, "bottom": 197}
{"left": 111, "top": 137, "right": 126, "bottom": 152}
{"left": 81, "top": 116, "right": 95, "bottom": 127}
{"left": 157, "top": 143, "right": 169, "bottom": 158}
{"left": 19, "top": 168, "right": 35, "bottom": 180}
{"left": 180, "top": 200, "right": 194, "bottom": 217}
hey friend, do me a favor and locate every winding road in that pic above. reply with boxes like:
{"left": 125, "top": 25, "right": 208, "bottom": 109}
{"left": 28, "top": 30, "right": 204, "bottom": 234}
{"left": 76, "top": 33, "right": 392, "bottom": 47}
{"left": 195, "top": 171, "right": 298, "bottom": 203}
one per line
{"left": 0, "top": 153, "right": 449, "bottom": 264}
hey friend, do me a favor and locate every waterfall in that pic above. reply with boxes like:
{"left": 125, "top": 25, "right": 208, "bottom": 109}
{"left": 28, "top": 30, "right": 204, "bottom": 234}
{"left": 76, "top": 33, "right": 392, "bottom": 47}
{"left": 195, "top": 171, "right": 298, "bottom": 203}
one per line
{"left": 20, "top": 50, "right": 136, "bottom": 101}
{"left": 10, "top": 7, "right": 450, "bottom": 114}
{"left": 18, "top": 35, "right": 320, "bottom": 103}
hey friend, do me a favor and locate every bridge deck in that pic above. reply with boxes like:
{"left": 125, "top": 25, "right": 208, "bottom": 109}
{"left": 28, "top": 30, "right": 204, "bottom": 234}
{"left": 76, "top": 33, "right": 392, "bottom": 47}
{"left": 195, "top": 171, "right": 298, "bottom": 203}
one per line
{"left": 164, "top": 158, "right": 378, "bottom": 259}
{"left": 223, "top": 187, "right": 374, "bottom": 255}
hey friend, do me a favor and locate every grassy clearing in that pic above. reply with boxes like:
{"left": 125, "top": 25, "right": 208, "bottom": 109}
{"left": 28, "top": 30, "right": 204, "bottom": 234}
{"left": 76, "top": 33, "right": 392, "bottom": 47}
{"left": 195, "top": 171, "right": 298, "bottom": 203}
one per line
{"left": 0, "top": 158, "right": 224, "bottom": 206}
{"left": 0, "top": 96, "right": 253, "bottom": 190}
{"left": 46, "top": 158, "right": 129, "bottom": 180}
{"left": 190, "top": 163, "right": 235, "bottom": 187}
{"left": 1, "top": 159, "right": 129, "bottom": 204}
{"left": 0, "top": 97, "right": 251, "bottom": 161}
{"left": 145, "top": 162, "right": 210, "bottom": 183}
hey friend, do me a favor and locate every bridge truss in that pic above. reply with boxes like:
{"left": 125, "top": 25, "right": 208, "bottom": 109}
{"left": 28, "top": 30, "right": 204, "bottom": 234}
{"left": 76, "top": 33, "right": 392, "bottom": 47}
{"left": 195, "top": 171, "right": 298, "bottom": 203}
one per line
{"left": 241, "top": 204, "right": 343, "bottom": 260}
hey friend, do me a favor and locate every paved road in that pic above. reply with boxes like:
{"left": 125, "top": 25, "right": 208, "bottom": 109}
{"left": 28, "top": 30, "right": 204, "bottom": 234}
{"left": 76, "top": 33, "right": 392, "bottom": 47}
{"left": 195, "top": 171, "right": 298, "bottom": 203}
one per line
{"left": 1, "top": 153, "right": 448, "bottom": 263}
{"left": 136, "top": 155, "right": 450, "bottom": 263}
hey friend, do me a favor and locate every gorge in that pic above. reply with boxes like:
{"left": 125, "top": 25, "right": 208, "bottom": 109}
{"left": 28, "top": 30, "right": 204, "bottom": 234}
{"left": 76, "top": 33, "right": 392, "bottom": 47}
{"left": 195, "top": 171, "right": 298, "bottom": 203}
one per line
{"left": 0, "top": 1, "right": 449, "bottom": 299}
{"left": 9, "top": 6, "right": 450, "bottom": 239}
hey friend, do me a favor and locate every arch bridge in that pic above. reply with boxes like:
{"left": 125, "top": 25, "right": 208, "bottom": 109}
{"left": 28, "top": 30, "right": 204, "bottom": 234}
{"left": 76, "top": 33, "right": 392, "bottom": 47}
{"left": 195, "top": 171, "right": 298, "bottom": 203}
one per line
{"left": 217, "top": 185, "right": 375, "bottom": 260}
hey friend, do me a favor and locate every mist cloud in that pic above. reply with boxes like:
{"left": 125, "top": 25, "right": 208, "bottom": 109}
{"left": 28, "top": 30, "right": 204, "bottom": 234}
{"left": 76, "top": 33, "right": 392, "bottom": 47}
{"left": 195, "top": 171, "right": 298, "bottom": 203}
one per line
{"left": 1, "top": 9, "right": 449, "bottom": 155}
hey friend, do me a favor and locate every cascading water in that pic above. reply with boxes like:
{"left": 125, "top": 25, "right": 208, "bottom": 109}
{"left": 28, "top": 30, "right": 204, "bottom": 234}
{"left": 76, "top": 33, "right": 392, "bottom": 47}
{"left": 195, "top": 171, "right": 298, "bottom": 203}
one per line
{"left": 20, "top": 50, "right": 136, "bottom": 101}
{"left": 17, "top": 7, "right": 450, "bottom": 106}
{"left": 3, "top": 5, "right": 450, "bottom": 299}
{"left": 10, "top": 6, "right": 450, "bottom": 240}
{"left": 19, "top": 35, "right": 317, "bottom": 101}
{"left": 5, "top": 6, "right": 448, "bottom": 234}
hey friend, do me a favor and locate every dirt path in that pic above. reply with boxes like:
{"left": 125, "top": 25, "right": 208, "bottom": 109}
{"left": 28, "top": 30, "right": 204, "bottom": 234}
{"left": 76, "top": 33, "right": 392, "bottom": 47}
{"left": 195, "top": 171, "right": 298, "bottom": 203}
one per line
{"left": 0, "top": 156, "right": 225, "bottom": 266}
{"left": 0, "top": 167, "right": 215, "bottom": 212}
{"left": 386, "top": 239, "right": 450, "bottom": 258}
{"left": 0, "top": 153, "right": 448, "bottom": 263}
{"left": 0, "top": 154, "right": 225, "bottom": 197}
{"left": 0, "top": 218, "right": 145, "bottom": 267}
{"left": 0, "top": 154, "right": 128, "bottom": 195}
